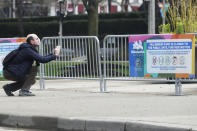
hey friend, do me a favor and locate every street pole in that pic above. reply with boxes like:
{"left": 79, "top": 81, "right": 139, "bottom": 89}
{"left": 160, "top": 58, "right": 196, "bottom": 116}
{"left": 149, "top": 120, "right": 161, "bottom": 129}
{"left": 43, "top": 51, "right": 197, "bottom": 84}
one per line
{"left": 59, "top": 0, "right": 63, "bottom": 38}
{"left": 148, "top": 0, "right": 155, "bottom": 34}
{"left": 162, "top": 0, "right": 166, "bottom": 33}
{"left": 58, "top": 0, "right": 64, "bottom": 47}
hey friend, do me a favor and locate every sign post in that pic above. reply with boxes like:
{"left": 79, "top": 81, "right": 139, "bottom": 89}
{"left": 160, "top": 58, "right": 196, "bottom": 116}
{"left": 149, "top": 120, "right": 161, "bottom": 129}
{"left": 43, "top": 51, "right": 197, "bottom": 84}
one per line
{"left": 175, "top": 78, "right": 182, "bottom": 96}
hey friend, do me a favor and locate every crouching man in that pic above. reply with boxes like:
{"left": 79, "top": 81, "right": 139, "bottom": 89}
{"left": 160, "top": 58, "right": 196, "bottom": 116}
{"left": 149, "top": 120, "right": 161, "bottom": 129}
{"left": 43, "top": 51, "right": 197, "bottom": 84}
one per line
{"left": 2, "top": 34, "right": 60, "bottom": 96}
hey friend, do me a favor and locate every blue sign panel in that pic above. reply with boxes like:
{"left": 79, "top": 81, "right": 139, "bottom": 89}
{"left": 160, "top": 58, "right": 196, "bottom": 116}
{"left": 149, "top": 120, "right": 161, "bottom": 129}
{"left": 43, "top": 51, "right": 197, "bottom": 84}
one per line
{"left": 129, "top": 41, "right": 145, "bottom": 77}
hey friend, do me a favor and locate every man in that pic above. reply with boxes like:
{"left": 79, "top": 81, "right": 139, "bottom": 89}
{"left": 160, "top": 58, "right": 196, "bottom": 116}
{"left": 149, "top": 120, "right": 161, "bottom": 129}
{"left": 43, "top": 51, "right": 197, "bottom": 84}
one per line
{"left": 2, "top": 34, "right": 60, "bottom": 96}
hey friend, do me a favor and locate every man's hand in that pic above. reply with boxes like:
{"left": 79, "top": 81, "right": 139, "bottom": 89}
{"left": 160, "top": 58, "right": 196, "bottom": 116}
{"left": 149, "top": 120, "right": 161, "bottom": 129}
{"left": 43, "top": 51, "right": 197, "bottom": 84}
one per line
{"left": 54, "top": 46, "right": 61, "bottom": 56}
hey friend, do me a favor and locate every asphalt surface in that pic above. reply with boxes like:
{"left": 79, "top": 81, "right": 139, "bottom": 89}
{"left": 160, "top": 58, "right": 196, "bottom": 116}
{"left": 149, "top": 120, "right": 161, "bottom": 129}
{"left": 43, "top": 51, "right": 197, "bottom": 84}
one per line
{"left": 0, "top": 79, "right": 197, "bottom": 131}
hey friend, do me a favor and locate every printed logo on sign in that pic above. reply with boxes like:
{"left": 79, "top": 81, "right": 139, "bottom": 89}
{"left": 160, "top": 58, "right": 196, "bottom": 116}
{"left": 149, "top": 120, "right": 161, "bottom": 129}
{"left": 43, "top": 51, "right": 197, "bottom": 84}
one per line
{"left": 133, "top": 40, "right": 143, "bottom": 50}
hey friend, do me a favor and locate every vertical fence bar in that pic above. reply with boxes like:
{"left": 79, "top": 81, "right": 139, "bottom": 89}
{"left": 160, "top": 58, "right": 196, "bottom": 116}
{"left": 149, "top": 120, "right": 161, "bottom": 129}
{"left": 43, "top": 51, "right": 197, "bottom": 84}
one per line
{"left": 92, "top": 38, "right": 96, "bottom": 78}
{"left": 82, "top": 39, "right": 86, "bottom": 78}
{"left": 114, "top": 37, "right": 116, "bottom": 78}
{"left": 110, "top": 38, "right": 113, "bottom": 78}
{"left": 95, "top": 39, "right": 99, "bottom": 78}
{"left": 64, "top": 38, "right": 68, "bottom": 78}
{"left": 117, "top": 37, "right": 120, "bottom": 77}
{"left": 52, "top": 39, "right": 55, "bottom": 78}
{"left": 76, "top": 38, "right": 79, "bottom": 77}
{"left": 85, "top": 38, "right": 89, "bottom": 77}
{"left": 39, "top": 38, "right": 45, "bottom": 89}
{"left": 121, "top": 37, "right": 123, "bottom": 77}
{"left": 62, "top": 38, "right": 65, "bottom": 78}
{"left": 96, "top": 37, "right": 103, "bottom": 92}
{"left": 124, "top": 37, "right": 127, "bottom": 77}
{"left": 103, "top": 36, "right": 108, "bottom": 91}
{"left": 79, "top": 38, "right": 82, "bottom": 78}
{"left": 47, "top": 39, "right": 51, "bottom": 78}
{"left": 68, "top": 38, "right": 71, "bottom": 77}
{"left": 88, "top": 38, "right": 92, "bottom": 78}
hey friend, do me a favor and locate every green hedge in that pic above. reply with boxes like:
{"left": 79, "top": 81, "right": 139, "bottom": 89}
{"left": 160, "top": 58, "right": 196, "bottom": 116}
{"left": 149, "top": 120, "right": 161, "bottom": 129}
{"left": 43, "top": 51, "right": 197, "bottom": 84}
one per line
{"left": 0, "top": 12, "right": 146, "bottom": 23}
{"left": 0, "top": 18, "right": 147, "bottom": 39}
{"left": 0, "top": 22, "right": 59, "bottom": 38}
{"left": 0, "top": 12, "right": 148, "bottom": 39}
{"left": 99, "top": 18, "right": 147, "bottom": 35}
{"left": 99, "top": 12, "right": 145, "bottom": 19}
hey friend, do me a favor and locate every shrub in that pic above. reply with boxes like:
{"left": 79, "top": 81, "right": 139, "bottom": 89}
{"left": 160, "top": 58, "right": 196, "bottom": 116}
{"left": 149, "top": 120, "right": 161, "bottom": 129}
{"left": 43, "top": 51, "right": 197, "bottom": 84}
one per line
{"left": 0, "top": 12, "right": 147, "bottom": 39}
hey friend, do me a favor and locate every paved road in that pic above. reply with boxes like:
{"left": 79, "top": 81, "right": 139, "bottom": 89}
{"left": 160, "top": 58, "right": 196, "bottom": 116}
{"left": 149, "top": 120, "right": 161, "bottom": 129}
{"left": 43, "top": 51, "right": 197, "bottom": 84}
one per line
{"left": 0, "top": 79, "right": 197, "bottom": 130}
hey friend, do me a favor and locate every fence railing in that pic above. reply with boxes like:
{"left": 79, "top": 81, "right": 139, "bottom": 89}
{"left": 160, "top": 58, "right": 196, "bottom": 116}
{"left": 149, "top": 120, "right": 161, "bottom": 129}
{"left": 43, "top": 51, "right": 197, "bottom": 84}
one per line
{"left": 102, "top": 34, "right": 197, "bottom": 95}
{"left": 24, "top": 34, "right": 197, "bottom": 95}
{"left": 39, "top": 36, "right": 102, "bottom": 91}
{"left": 0, "top": 35, "right": 196, "bottom": 95}
{"left": 102, "top": 35, "right": 168, "bottom": 91}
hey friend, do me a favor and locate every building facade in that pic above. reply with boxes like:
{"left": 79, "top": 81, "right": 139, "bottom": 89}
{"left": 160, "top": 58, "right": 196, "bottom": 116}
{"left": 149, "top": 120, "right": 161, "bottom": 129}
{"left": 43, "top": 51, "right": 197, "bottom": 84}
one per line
{"left": 0, "top": 0, "right": 143, "bottom": 18}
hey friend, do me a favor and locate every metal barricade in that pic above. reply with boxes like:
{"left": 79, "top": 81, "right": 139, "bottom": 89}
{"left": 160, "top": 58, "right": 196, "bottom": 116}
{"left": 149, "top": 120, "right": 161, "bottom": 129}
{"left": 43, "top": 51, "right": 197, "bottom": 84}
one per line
{"left": 102, "top": 35, "right": 197, "bottom": 94}
{"left": 39, "top": 36, "right": 102, "bottom": 91}
{"left": 39, "top": 35, "right": 197, "bottom": 95}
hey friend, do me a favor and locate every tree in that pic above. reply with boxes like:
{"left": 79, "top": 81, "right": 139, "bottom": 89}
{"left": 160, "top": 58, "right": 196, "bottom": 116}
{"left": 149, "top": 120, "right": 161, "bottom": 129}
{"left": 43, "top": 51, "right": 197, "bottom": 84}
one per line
{"left": 16, "top": 0, "right": 24, "bottom": 36}
{"left": 82, "top": 0, "right": 102, "bottom": 76}
{"left": 82, "top": 0, "right": 100, "bottom": 36}
{"left": 167, "top": 0, "right": 197, "bottom": 33}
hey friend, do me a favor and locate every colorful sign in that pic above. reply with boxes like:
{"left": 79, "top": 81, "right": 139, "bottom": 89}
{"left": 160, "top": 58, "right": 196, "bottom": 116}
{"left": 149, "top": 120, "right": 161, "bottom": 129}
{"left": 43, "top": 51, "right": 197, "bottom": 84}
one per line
{"left": 129, "top": 34, "right": 195, "bottom": 78}
{"left": 0, "top": 38, "right": 26, "bottom": 75}
{"left": 129, "top": 40, "right": 144, "bottom": 77}
{"left": 146, "top": 39, "right": 192, "bottom": 73}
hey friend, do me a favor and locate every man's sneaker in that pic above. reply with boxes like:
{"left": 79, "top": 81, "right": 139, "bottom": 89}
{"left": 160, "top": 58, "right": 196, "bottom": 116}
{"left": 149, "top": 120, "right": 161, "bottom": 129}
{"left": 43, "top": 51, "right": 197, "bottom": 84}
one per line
{"left": 19, "top": 90, "right": 35, "bottom": 96}
{"left": 3, "top": 85, "right": 14, "bottom": 96}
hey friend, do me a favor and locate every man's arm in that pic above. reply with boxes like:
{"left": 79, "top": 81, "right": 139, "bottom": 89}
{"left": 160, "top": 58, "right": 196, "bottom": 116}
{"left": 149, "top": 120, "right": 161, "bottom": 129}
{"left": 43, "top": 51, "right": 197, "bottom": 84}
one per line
{"left": 26, "top": 48, "right": 57, "bottom": 63}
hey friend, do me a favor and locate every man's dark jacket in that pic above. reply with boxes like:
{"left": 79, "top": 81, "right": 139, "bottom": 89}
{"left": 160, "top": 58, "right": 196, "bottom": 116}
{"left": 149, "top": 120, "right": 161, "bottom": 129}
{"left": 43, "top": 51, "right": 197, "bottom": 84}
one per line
{"left": 4, "top": 42, "right": 56, "bottom": 80}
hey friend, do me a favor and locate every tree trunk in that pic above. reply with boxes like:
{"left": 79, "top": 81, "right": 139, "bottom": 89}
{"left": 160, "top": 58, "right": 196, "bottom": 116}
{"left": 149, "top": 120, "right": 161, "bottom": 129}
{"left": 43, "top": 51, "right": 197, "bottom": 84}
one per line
{"left": 16, "top": 0, "right": 24, "bottom": 36}
{"left": 87, "top": 5, "right": 99, "bottom": 76}
{"left": 124, "top": 0, "right": 129, "bottom": 12}
{"left": 108, "top": 0, "right": 112, "bottom": 12}
{"left": 87, "top": 4, "right": 98, "bottom": 36}
{"left": 82, "top": 0, "right": 99, "bottom": 76}
{"left": 82, "top": 0, "right": 98, "bottom": 36}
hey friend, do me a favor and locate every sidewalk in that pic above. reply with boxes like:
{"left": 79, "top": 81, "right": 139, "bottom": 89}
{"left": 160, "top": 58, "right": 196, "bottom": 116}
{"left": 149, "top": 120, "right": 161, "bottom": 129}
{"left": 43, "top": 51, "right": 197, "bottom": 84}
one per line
{"left": 0, "top": 79, "right": 197, "bottom": 131}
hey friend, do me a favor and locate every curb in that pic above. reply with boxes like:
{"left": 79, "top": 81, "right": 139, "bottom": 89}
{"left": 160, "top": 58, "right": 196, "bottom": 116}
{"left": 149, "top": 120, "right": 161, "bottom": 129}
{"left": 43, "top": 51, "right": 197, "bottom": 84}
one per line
{"left": 0, "top": 114, "right": 195, "bottom": 131}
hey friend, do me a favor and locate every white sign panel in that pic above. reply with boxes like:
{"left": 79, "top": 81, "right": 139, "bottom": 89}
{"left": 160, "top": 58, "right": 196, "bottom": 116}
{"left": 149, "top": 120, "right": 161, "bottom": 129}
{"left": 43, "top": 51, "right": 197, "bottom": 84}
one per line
{"left": 146, "top": 39, "right": 192, "bottom": 73}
